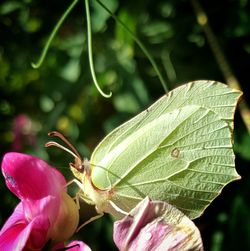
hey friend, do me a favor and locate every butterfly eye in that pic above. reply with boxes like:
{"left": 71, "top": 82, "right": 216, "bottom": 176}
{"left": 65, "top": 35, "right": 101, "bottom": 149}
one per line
{"left": 69, "top": 157, "right": 85, "bottom": 173}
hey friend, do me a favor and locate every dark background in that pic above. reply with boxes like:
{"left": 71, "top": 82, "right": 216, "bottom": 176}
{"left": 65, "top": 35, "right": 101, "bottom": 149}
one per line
{"left": 0, "top": 0, "right": 250, "bottom": 250}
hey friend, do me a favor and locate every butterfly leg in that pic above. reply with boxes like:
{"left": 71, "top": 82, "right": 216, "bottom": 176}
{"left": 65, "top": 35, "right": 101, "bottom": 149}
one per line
{"left": 65, "top": 178, "right": 104, "bottom": 229}
{"left": 73, "top": 192, "right": 81, "bottom": 209}
{"left": 66, "top": 178, "right": 83, "bottom": 189}
{"left": 76, "top": 212, "right": 104, "bottom": 232}
{"left": 109, "top": 200, "right": 128, "bottom": 217}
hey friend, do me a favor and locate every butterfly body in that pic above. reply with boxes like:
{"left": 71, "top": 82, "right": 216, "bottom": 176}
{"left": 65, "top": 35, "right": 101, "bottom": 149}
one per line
{"left": 70, "top": 158, "right": 120, "bottom": 217}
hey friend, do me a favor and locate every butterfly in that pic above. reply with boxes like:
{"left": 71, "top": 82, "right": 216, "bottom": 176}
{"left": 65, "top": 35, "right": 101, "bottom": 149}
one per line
{"left": 46, "top": 80, "right": 242, "bottom": 225}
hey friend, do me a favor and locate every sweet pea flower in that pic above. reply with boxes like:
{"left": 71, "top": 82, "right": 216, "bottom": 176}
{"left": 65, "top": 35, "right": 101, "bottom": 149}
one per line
{"left": 11, "top": 114, "right": 38, "bottom": 151}
{"left": 52, "top": 240, "right": 91, "bottom": 251}
{"left": 0, "top": 152, "right": 79, "bottom": 250}
{"left": 113, "top": 197, "right": 204, "bottom": 251}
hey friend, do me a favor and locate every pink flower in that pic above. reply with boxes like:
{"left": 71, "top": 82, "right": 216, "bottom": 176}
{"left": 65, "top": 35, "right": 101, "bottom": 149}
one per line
{"left": 11, "top": 114, "right": 38, "bottom": 151}
{"left": 0, "top": 152, "right": 79, "bottom": 251}
{"left": 52, "top": 240, "right": 92, "bottom": 251}
{"left": 113, "top": 197, "right": 204, "bottom": 251}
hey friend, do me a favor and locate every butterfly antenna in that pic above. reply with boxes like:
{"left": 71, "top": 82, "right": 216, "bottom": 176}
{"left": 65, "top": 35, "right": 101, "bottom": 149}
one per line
{"left": 45, "top": 131, "right": 82, "bottom": 161}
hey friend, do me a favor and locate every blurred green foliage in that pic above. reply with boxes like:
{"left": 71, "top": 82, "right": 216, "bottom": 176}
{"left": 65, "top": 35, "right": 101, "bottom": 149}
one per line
{"left": 0, "top": 0, "right": 250, "bottom": 250}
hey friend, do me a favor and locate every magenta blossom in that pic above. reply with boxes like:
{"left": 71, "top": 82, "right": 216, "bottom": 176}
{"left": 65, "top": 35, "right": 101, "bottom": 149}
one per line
{"left": 52, "top": 240, "right": 91, "bottom": 251}
{"left": 11, "top": 114, "right": 38, "bottom": 151}
{"left": 0, "top": 152, "right": 79, "bottom": 250}
{"left": 114, "top": 197, "right": 203, "bottom": 251}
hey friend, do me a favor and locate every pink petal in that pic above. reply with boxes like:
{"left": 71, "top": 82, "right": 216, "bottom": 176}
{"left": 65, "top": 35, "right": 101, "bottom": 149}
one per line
{"left": 53, "top": 241, "right": 92, "bottom": 251}
{"left": 52, "top": 241, "right": 91, "bottom": 251}
{"left": 67, "top": 241, "right": 92, "bottom": 251}
{"left": 1, "top": 152, "right": 66, "bottom": 200}
{"left": 25, "top": 216, "right": 50, "bottom": 250}
{"left": 23, "top": 195, "right": 60, "bottom": 225}
{"left": 0, "top": 220, "right": 29, "bottom": 251}
{"left": 0, "top": 204, "right": 50, "bottom": 251}
{"left": 0, "top": 203, "right": 24, "bottom": 235}
{"left": 113, "top": 197, "right": 203, "bottom": 251}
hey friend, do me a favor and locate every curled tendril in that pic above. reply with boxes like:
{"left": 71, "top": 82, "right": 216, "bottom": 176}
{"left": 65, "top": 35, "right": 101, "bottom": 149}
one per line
{"left": 31, "top": 0, "right": 78, "bottom": 69}
{"left": 31, "top": 0, "right": 167, "bottom": 98}
{"left": 31, "top": 0, "right": 111, "bottom": 98}
{"left": 85, "top": 0, "right": 112, "bottom": 98}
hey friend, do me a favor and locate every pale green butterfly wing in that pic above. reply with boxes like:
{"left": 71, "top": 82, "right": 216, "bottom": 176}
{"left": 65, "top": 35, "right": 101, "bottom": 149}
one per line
{"left": 90, "top": 81, "right": 241, "bottom": 219}
{"left": 92, "top": 81, "right": 239, "bottom": 163}
{"left": 103, "top": 105, "right": 236, "bottom": 218}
